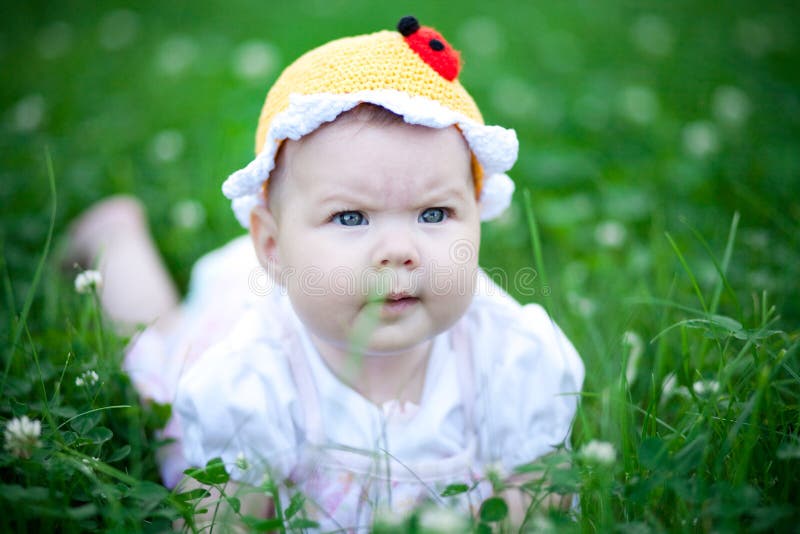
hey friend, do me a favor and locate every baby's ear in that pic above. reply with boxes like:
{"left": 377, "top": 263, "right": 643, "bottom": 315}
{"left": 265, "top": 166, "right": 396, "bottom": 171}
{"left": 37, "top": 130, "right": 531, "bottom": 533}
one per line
{"left": 250, "top": 206, "right": 282, "bottom": 280}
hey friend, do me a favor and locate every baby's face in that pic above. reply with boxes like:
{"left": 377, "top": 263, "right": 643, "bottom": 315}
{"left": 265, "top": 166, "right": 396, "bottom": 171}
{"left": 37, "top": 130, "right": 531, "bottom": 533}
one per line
{"left": 254, "top": 117, "right": 480, "bottom": 356}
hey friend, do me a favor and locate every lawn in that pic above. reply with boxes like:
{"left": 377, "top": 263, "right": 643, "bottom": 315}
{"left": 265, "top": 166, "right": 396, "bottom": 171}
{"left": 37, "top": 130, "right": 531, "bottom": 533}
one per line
{"left": 2, "top": 1, "right": 798, "bottom": 531}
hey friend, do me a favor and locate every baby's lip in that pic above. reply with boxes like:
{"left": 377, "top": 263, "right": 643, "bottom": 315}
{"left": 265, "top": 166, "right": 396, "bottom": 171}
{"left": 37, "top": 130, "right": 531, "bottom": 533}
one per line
{"left": 380, "top": 292, "right": 420, "bottom": 318}
{"left": 386, "top": 291, "right": 416, "bottom": 301}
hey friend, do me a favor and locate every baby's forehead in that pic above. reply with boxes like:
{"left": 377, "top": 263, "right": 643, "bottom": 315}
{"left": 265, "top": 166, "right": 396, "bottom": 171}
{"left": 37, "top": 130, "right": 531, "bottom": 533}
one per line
{"left": 278, "top": 117, "right": 474, "bottom": 205}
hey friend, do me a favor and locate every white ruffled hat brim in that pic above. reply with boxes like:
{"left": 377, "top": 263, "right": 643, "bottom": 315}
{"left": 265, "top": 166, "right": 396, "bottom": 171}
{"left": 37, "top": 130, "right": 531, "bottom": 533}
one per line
{"left": 223, "top": 89, "right": 518, "bottom": 228}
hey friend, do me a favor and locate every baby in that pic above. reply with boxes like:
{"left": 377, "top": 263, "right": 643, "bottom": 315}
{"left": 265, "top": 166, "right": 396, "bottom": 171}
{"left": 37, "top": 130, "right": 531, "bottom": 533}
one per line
{"left": 77, "top": 16, "right": 584, "bottom": 530}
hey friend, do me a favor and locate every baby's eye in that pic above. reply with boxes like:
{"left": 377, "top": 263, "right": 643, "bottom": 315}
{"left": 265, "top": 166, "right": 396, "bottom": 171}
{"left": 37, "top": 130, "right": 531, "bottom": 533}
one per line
{"left": 334, "top": 211, "right": 367, "bottom": 226}
{"left": 418, "top": 207, "right": 448, "bottom": 224}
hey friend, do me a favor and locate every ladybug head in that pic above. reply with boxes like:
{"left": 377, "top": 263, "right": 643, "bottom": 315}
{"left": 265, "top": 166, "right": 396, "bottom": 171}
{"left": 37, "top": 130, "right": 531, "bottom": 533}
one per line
{"left": 397, "top": 16, "right": 461, "bottom": 82}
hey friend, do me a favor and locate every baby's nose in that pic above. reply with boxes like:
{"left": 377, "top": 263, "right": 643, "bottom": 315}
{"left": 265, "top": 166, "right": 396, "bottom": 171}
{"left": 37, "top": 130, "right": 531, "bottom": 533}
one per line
{"left": 372, "top": 231, "right": 420, "bottom": 269}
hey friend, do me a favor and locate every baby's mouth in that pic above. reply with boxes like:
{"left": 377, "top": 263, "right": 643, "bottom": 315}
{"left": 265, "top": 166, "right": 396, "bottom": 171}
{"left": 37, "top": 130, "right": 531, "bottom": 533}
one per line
{"left": 381, "top": 292, "right": 420, "bottom": 316}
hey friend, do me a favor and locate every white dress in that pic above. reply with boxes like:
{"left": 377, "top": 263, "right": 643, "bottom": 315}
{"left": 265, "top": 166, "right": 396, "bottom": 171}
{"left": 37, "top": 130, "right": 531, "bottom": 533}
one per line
{"left": 124, "top": 235, "right": 585, "bottom": 530}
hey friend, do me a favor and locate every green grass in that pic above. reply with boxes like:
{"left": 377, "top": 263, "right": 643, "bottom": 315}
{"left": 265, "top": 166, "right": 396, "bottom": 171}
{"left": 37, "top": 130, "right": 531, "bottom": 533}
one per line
{"left": 2, "top": 1, "right": 799, "bottom": 531}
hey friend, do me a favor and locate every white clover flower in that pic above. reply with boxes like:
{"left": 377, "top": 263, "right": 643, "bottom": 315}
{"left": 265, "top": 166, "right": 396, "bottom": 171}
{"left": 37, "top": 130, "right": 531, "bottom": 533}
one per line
{"left": 682, "top": 120, "right": 720, "bottom": 158}
{"left": 170, "top": 199, "right": 205, "bottom": 229}
{"left": 233, "top": 41, "right": 280, "bottom": 81}
{"left": 567, "top": 292, "right": 596, "bottom": 318}
{"left": 595, "top": 220, "right": 627, "bottom": 249}
{"left": 630, "top": 15, "right": 675, "bottom": 58}
{"left": 12, "top": 94, "right": 46, "bottom": 132}
{"left": 485, "top": 460, "right": 508, "bottom": 480}
{"left": 372, "top": 508, "right": 406, "bottom": 530}
{"left": 418, "top": 506, "right": 469, "bottom": 533}
{"left": 150, "top": 129, "right": 185, "bottom": 162}
{"left": 712, "top": 86, "right": 751, "bottom": 126}
{"left": 235, "top": 452, "right": 249, "bottom": 471}
{"left": 528, "top": 514, "right": 557, "bottom": 533}
{"left": 619, "top": 85, "right": 659, "bottom": 125}
{"left": 4, "top": 415, "right": 42, "bottom": 459}
{"left": 156, "top": 35, "right": 197, "bottom": 75}
{"left": 98, "top": 9, "right": 140, "bottom": 51}
{"left": 37, "top": 21, "right": 74, "bottom": 59}
{"left": 75, "top": 370, "right": 99, "bottom": 387}
{"left": 74, "top": 270, "right": 103, "bottom": 294}
{"left": 622, "top": 330, "right": 644, "bottom": 384}
{"left": 579, "top": 440, "right": 616, "bottom": 466}
{"left": 660, "top": 373, "right": 690, "bottom": 403}
{"left": 457, "top": 17, "right": 504, "bottom": 59}
{"left": 692, "top": 380, "right": 720, "bottom": 396}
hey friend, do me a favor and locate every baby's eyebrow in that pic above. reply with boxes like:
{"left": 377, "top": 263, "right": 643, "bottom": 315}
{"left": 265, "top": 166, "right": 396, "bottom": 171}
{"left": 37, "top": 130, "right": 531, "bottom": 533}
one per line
{"left": 315, "top": 190, "right": 376, "bottom": 208}
{"left": 420, "top": 186, "right": 471, "bottom": 204}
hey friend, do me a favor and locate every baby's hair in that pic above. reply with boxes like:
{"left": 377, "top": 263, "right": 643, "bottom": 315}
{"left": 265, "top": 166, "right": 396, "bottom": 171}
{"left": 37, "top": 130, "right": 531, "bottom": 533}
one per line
{"left": 263, "top": 103, "right": 481, "bottom": 213}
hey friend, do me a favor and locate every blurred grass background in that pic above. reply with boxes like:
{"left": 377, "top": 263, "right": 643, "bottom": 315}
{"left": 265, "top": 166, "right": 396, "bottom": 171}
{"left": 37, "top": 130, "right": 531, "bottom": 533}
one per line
{"left": 2, "top": 0, "right": 798, "bottom": 324}
{"left": 1, "top": 0, "right": 799, "bottom": 530}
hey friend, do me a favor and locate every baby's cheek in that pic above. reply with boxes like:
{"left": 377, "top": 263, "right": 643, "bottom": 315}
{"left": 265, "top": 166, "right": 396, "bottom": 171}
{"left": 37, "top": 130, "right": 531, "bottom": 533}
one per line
{"left": 288, "top": 290, "right": 353, "bottom": 339}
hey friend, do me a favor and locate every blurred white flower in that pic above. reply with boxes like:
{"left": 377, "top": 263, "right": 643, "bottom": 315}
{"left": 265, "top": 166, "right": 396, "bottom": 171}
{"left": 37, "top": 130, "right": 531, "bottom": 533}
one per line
{"left": 11, "top": 94, "right": 46, "bottom": 132}
{"left": 623, "top": 330, "right": 644, "bottom": 383}
{"left": 418, "top": 506, "right": 469, "bottom": 533}
{"left": 712, "top": 86, "right": 751, "bottom": 126}
{"left": 660, "top": 372, "right": 690, "bottom": 402}
{"left": 692, "top": 380, "right": 720, "bottom": 396}
{"left": 568, "top": 292, "right": 596, "bottom": 318}
{"left": 235, "top": 451, "right": 249, "bottom": 471}
{"left": 457, "top": 17, "right": 504, "bottom": 58}
{"left": 75, "top": 370, "right": 99, "bottom": 387}
{"left": 75, "top": 270, "right": 103, "bottom": 294}
{"left": 171, "top": 199, "right": 206, "bottom": 229}
{"left": 747, "top": 269, "right": 772, "bottom": 290}
{"left": 619, "top": 85, "right": 659, "bottom": 125}
{"left": 233, "top": 41, "right": 280, "bottom": 81}
{"left": 151, "top": 129, "right": 185, "bottom": 162}
{"left": 736, "top": 19, "right": 773, "bottom": 58}
{"left": 579, "top": 440, "right": 616, "bottom": 465}
{"left": 4, "top": 415, "right": 42, "bottom": 459}
{"left": 372, "top": 508, "right": 406, "bottom": 529}
{"left": 36, "top": 21, "right": 74, "bottom": 59}
{"left": 485, "top": 460, "right": 508, "bottom": 480}
{"left": 631, "top": 15, "right": 675, "bottom": 58}
{"left": 528, "top": 514, "right": 556, "bottom": 533}
{"left": 156, "top": 35, "right": 197, "bottom": 75}
{"left": 490, "top": 76, "right": 538, "bottom": 119}
{"left": 594, "top": 220, "right": 627, "bottom": 249}
{"left": 98, "top": 9, "right": 140, "bottom": 51}
{"left": 682, "top": 120, "right": 720, "bottom": 158}
{"left": 742, "top": 229, "right": 769, "bottom": 251}
{"left": 661, "top": 373, "right": 677, "bottom": 395}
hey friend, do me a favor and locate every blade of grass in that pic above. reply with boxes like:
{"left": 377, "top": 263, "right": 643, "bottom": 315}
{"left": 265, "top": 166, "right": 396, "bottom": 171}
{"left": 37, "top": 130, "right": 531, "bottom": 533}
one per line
{"left": 522, "top": 189, "right": 550, "bottom": 307}
{"left": 664, "top": 232, "right": 707, "bottom": 314}
{"left": 681, "top": 213, "right": 741, "bottom": 316}
{"left": 2, "top": 148, "right": 57, "bottom": 393}
{"left": 57, "top": 405, "right": 133, "bottom": 430}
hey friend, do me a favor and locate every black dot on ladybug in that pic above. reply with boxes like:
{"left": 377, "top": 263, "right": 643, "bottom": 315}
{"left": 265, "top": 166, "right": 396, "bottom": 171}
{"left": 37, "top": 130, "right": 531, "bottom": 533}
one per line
{"left": 397, "top": 16, "right": 420, "bottom": 36}
{"left": 429, "top": 39, "right": 444, "bottom": 51}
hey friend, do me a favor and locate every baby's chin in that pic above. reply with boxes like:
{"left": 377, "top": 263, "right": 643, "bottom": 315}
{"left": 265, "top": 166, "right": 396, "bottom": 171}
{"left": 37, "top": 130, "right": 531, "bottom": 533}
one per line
{"left": 311, "top": 321, "right": 441, "bottom": 359}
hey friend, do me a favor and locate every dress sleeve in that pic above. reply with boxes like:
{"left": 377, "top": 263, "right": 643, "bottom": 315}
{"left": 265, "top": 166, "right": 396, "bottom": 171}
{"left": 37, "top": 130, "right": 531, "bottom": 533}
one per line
{"left": 174, "top": 339, "right": 300, "bottom": 486}
{"left": 474, "top": 301, "right": 585, "bottom": 473}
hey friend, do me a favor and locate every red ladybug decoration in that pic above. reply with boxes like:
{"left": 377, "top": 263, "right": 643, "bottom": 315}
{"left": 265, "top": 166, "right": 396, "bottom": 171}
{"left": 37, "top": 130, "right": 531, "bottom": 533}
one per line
{"left": 397, "top": 16, "right": 461, "bottom": 82}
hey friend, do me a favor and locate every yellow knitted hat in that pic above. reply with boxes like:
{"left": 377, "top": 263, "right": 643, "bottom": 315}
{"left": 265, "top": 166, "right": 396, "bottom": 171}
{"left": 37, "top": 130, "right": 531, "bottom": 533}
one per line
{"left": 223, "top": 16, "right": 518, "bottom": 227}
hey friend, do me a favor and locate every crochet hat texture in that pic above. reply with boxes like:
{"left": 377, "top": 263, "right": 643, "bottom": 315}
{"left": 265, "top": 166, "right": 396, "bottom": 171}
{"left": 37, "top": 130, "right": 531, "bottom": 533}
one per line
{"left": 223, "top": 16, "right": 519, "bottom": 227}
